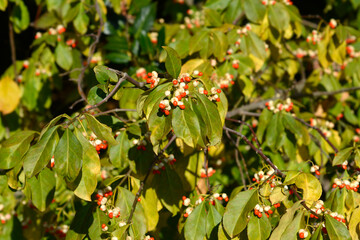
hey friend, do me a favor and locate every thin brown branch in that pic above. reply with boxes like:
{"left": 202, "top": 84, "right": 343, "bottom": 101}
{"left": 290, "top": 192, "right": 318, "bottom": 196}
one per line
{"left": 312, "top": 86, "right": 360, "bottom": 97}
{"left": 224, "top": 126, "right": 320, "bottom": 218}
{"left": 224, "top": 130, "right": 247, "bottom": 189}
{"left": 8, "top": 17, "right": 17, "bottom": 79}
{"left": 126, "top": 135, "right": 177, "bottom": 226}
{"left": 226, "top": 118, "right": 262, "bottom": 150}
{"left": 293, "top": 116, "right": 338, "bottom": 153}
{"left": 107, "top": 68, "right": 148, "bottom": 90}
{"left": 93, "top": 108, "right": 137, "bottom": 116}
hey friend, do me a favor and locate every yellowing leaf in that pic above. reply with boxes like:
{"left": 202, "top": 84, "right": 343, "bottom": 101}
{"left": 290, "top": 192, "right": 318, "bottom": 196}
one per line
{"left": 0, "top": 76, "right": 21, "bottom": 115}
{"left": 295, "top": 173, "right": 322, "bottom": 205}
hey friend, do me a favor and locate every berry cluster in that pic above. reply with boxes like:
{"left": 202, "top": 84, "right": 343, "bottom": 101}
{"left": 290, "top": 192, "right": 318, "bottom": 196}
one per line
{"left": 211, "top": 73, "right": 235, "bottom": 89}
{"left": 136, "top": 68, "right": 148, "bottom": 80}
{"left": 298, "top": 229, "right": 309, "bottom": 239}
{"left": 184, "top": 10, "right": 204, "bottom": 29}
{"left": 328, "top": 211, "right": 346, "bottom": 223}
{"left": 0, "top": 204, "right": 11, "bottom": 225}
{"left": 88, "top": 133, "right": 108, "bottom": 154}
{"left": 133, "top": 138, "right": 148, "bottom": 151}
{"left": 265, "top": 98, "right": 294, "bottom": 113}
{"left": 283, "top": 0, "right": 293, "bottom": 5}
{"left": 149, "top": 32, "right": 158, "bottom": 44}
{"left": 95, "top": 186, "right": 121, "bottom": 219}
{"left": 152, "top": 154, "right": 176, "bottom": 174}
{"left": 306, "top": 30, "right": 322, "bottom": 45}
{"left": 43, "top": 223, "right": 69, "bottom": 238}
{"left": 253, "top": 204, "right": 274, "bottom": 218}
{"left": 261, "top": 0, "right": 276, "bottom": 6}
{"left": 353, "top": 128, "right": 360, "bottom": 142}
{"left": 252, "top": 168, "right": 279, "bottom": 188}
{"left": 182, "top": 193, "right": 229, "bottom": 217}
{"left": 200, "top": 167, "right": 216, "bottom": 178}
{"left": 144, "top": 235, "right": 155, "bottom": 240}
{"left": 332, "top": 177, "right": 359, "bottom": 191}
{"left": 236, "top": 23, "right": 252, "bottom": 37}
{"left": 309, "top": 118, "right": 334, "bottom": 137}
{"left": 147, "top": 71, "right": 161, "bottom": 88}
{"left": 310, "top": 200, "right": 325, "bottom": 218}
{"left": 310, "top": 164, "right": 320, "bottom": 176}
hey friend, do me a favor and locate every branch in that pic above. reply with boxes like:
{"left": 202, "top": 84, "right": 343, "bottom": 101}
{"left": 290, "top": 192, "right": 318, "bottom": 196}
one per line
{"left": 126, "top": 135, "right": 177, "bottom": 226}
{"left": 93, "top": 108, "right": 136, "bottom": 116}
{"left": 232, "top": 12, "right": 245, "bottom": 25}
{"left": 107, "top": 68, "right": 148, "bottom": 90}
{"left": 226, "top": 118, "right": 262, "bottom": 150}
{"left": 312, "top": 86, "right": 360, "bottom": 97}
{"left": 226, "top": 97, "right": 280, "bottom": 118}
{"left": 224, "top": 126, "right": 285, "bottom": 178}
{"left": 224, "top": 126, "right": 321, "bottom": 217}
{"left": 8, "top": 16, "right": 17, "bottom": 79}
{"left": 76, "top": 0, "right": 104, "bottom": 103}
{"left": 293, "top": 116, "right": 338, "bottom": 153}
{"left": 224, "top": 131, "right": 247, "bottom": 189}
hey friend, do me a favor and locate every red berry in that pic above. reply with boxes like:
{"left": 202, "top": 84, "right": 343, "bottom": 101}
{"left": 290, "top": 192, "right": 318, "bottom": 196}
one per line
{"left": 184, "top": 76, "right": 191, "bottom": 82}
{"left": 203, "top": 90, "right": 208, "bottom": 95}
{"left": 173, "top": 80, "right": 178, "bottom": 85}
{"left": 173, "top": 101, "right": 178, "bottom": 107}
{"left": 164, "top": 110, "right": 170, "bottom": 115}
{"left": 184, "top": 85, "right": 189, "bottom": 90}
{"left": 354, "top": 188, "right": 358, "bottom": 192}
{"left": 268, "top": 210, "right": 273, "bottom": 214}
{"left": 232, "top": 63, "right": 239, "bottom": 69}
{"left": 299, "top": 232, "right": 305, "bottom": 239}
{"left": 217, "top": 89, "right": 221, "bottom": 93}
{"left": 184, "top": 213, "right": 189, "bottom": 218}
{"left": 108, "top": 212, "right": 113, "bottom": 218}
{"left": 182, "top": 196, "right": 187, "bottom": 200}
{"left": 216, "top": 98, "right": 221, "bottom": 102}
{"left": 258, "top": 213, "right": 262, "bottom": 218}
{"left": 137, "top": 198, "right": 141, "bottom": 202}
{"left": 198, "top": 72, "right": 203, "bottom": 76}
{"left": 315, "top": 170, "right": 320, "bottom": 176}
{"left": 180, "top": 105, "right": 185, "bottom": 110}
{"left": 332, "top": 183, "right": 337, "bottom": 188}
{"left": 101, "top": 224, "right": 106, "bottom": 228}
{"left": 159, "top": 103, "right": 166, "bottom": 109}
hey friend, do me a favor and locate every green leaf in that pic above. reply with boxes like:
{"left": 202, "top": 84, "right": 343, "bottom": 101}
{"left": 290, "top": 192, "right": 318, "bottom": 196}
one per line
{"left": 349, "top": 207, "right": 360, "bottom": 239}
{"left": 295, "top": 173, "right": 322, "bottom": 205}
{"left": 109, "top": 130, "right": 131, "bottom": 169}
{"left": 73, "top": 129, "right": 100, "bottom": 201}
{"left": 66, "top": 203, "right": 93, "bottom": 240}
{"left": 240, "top": 31, "right": 266, "bottom": 61}
{"left": 0, "top": 131, "right": 36, "bottom": 169}
{"left": 283, "top": 170, "right": 301, "bottom": 185}
{"left": 269, "top": 201, "right": 302, "bottom": 240}
{"left": 55, "top": 42, "right": 73, "bottom": 71}
{"left": 266, "top": 113, "right": 284, "bottom": 150}
{"left": 132, "top": 3, "right": 156, "bottom": 39}
{"left": 115, "top": 187, "right": 147, "bottom": 239}
{"left": 344, "top": 106, "right": 359, "bottom": 125}
{"left": 206, "top": 204, "right": 222, "bottom": 238}
{"left": 54, "top": 128, "right": 82, "bottom": 183}
{"left": 147, "top": 105, "right": 172, "bottom": 147}
{"left": 205, "top": 0, "right": 231, "bottom": 10}
{"left": 189, "top": 30, "right": 209, "bottom": 55}
{"left": 0, "top": 0, "right": 7, "bottom": 11}
{"left": 184, "top": 201, "right": 207, "bottom": 240}
{"left": 283, "top": 113, "right": 302, "bottom": 136}
{"left": 280, "top": 211, "right": 304, "bottom": 240}
{"left": 172, "top": 100, "right": 203, "bottom": 148}
{"left": 142, "top": 82, "right": 173, "bottom": 118}
{"left": 27, "top": 168, "right": 55, "bottom": 211}
{"left": 332, "top": 147, "right": 353, "bottom": 166}
{"left": 257, "top": 109, "right": 273, "bottom": 142}
{"left": 94, "top": 65, "right": 118, "bottom": 84}
{"left": 355, "top": 149, "right": 360, "bottom": 168}
{"left": 162, "top": 46, "right": 182, "bottom": 78}
{"left": 84, "top": 113, "right": 117, "bottom": 146}
{"left": 192, "top": 92, "right": 223, "bottom": 146}
{"left": 268, "top": 3, "right": 290, "bottom": 31}
{"left": 10, "top": 0, "right": 30, "bottom": 33}
{"left": 212, "top": 30, "right": 228, "bottom": 61}
{"left": 88, "top": 207, "right": 109, "bottom": 240}
{"left": 204, "top": 8, "right": 222, "bottom": 27}
{"left": 325, "top": 214, "right": 352, "bottom": 240}
{"left": 270, "top": 187, "right": 287, "bottom": 204}
{"left": 222, "top": 189, "right": 258, "bottom": 238}
{"left": 244, "top": 0, "right": 266, "bottom": 23}
{"left": 247, "top": 214, "right": 272, "bottom": 240}
{"left": 23, "top": 126, "right": 59, "bottom": 178}
{"left": 73, "top": 3, "right": 89, "bottom": 35}
{"left": 152, "top": 168, "right": 183, "bottom": 215}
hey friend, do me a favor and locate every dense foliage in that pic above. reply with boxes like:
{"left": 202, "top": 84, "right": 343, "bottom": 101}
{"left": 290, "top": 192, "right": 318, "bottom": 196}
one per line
{"left": 1, "top": 0, "right": 360, "bottom": 239}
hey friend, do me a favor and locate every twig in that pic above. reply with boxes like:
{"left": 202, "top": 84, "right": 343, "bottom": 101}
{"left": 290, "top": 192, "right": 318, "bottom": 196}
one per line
{"left": 312, "top": 86, "right": 360, "bottom": 97}
{"left": 224, "top": 126, "right": 320, "bottom": 217}
{"left": 293, "top": 116, "right": 338, "bottom": 153}
{"left": 238, "top": 144, "right": 251, "bottom": 183}
{"left": 226, "top": 97, "right": 280, "bottom": 118}
{"left": 107, "top": 68, "right": 148, "bottom": 90}
{"left": 85, "top": 74, "right": 127, "bottom": 111}
{"left": 69, "top": 98, "right": 85, "bottom": 110}
{"left": 93, "top": 108, "right": 136, "bottom": 116}
{"left": 126, "top": 135, "right": 177, "bottom": 226}
{"left": 8, "top": 17, "right": 17, "bottom": 79}
{"left": 226, "top": 118, "right": 262, "bottom": 150}
{"left": 224, "top": 130, "right": 247, "bottom": 189}
{"left": 76, "top": 0, "right": 104, "bottom": 103}
{"left": 302, "top": 19, "right": 318, "bottom": 29}
{"left": 60, "top": 68, "right": 82, "bottom": 77}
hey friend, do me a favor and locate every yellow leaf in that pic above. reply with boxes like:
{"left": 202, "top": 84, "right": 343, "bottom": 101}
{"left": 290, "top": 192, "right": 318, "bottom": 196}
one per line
{"left": 349, "top": 207, "right": 360, "bottom": 239}
{"left": 0, "top": 76, "right": 21, "bottom": 115}
{"left": 295, "top": 173, "right": 322, "bottom": 206}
